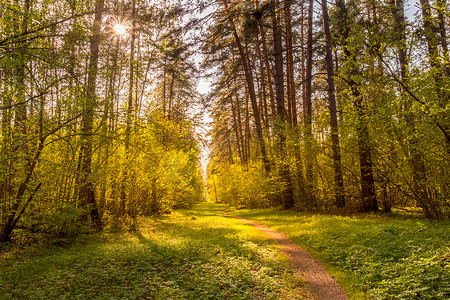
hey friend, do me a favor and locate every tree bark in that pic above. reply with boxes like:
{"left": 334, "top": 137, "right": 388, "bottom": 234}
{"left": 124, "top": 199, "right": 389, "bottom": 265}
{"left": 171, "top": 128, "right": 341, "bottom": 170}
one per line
{"left": 436, "top": 0, "right": 449, "bottom": 74}
{"left": 255, "top": 0, "right": 276, "bottom": 131}
{"left": 162, "top": 59, "right": 167, "bottom": 117}
{"left": 304, "top": 0, "right": 315, "bottom": 188}
{"left": 271, "top": 0, "right": 286, "bottom": 125}
{"left": 230, "top": 95, "right": 243, "bottom": 162}
{"left": 78, "top": 0, "right": 104, "bottom": 228}
{"left": 285, "top": 0, "right": 297, "bottom": 126}
{"left": 321, "top": 0, "right": 345, "bottom": 208}
{"left": 245, "top": 87, "right": 251, "bottom": 163}
{"left": 255, "top": 39, "right": 269, "bottom": 133}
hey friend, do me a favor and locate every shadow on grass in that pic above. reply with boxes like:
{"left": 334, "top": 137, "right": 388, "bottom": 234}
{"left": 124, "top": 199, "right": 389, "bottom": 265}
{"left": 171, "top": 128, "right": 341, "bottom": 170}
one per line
{"left": 1, "top": 201, "right": 297, "bottom": 300}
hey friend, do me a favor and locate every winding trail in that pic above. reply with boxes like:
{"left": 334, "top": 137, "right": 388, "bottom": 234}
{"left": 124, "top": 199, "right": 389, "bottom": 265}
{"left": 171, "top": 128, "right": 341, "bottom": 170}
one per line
{"left": 223, "top": 212, "right": 348, "bottom": 300}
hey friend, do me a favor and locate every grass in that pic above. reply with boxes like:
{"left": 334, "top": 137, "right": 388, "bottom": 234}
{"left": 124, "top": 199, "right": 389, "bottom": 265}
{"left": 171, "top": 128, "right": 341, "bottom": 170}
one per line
{"left": 230, "top": 207, "right": 450, "bottom": 300}
{"left": 0, "top": 202, "right": 308, "bottom": 300}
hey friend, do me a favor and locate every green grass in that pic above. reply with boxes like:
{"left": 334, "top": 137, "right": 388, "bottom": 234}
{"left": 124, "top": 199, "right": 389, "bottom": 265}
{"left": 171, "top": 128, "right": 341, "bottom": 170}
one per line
{"left": 230, "top": 207, "right": 450, "bottom": 300}
{"left": 0, "top": 203, "right": 308, "bottom": 299}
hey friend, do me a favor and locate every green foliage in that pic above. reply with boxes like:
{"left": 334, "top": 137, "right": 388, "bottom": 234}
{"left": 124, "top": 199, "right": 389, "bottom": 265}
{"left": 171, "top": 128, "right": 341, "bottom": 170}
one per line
{"left": 208, "top": 161, "right": 283, "bottom": 208}
{"left": 0, "top": 203, "right": 306, "bottom": 299}
{"left": 233, "top": 208, "right": 450, "bottom": 299}
{"left": 29, "top": 204, "right": 90, "bottom": 238}
{"left": 0, "top": 0, "right": 203, "bottom": 242}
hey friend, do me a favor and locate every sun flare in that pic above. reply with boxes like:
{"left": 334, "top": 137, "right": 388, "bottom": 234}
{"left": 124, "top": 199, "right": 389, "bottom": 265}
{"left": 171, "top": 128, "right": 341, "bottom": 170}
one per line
{"left": 113, "top": 24, "right": 126, "bottom": 35}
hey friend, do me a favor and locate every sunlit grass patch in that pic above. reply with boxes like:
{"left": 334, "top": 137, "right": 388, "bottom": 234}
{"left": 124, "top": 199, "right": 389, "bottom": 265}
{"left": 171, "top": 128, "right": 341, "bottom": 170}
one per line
{"left": 0, "top": 202, "right": 308, "bottom": 299}
{"left": 231, "top": 207, "right": 450, "bottom": 299}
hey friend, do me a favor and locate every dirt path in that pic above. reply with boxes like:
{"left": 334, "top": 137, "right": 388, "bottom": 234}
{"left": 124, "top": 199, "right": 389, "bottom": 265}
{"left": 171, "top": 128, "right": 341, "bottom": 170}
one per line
{"left": 223, "top": 212, "right": 348, "bottom": 300}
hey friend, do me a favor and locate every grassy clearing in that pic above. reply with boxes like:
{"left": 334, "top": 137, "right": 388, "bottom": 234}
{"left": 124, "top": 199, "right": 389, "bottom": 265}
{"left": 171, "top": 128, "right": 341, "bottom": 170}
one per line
{"left": 230, "top": 207, "right": 450, "bottom": 299}
{"left": 0, "top": 202, "right": 308, "bottom": 300}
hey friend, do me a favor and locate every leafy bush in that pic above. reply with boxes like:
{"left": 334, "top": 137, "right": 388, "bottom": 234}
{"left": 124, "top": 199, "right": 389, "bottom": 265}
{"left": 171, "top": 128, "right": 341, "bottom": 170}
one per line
{"left": 210, "top": 162, "right": 283, "bottom": 208}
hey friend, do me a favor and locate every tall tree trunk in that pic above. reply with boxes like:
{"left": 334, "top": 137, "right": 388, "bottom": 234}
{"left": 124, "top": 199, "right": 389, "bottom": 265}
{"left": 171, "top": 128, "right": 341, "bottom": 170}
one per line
{"left": 120, "top": 0, "right": 136, "bottom": 216}
{"left": 99, "top": 37, "right": 120, "bottom": 217}
{"left": 256, "top": 40, "right": 270, "bottom": 134}
{"left": 436, "top": 0, "right": 449, "bottom": 74}
{"left": 285, "top": 0, "right": 297, "bottom": 126}
{"left": 270, "top": 0, "right": 294, "bottom": 208}
{"left": 0, "top": 95, "right": 45, "bottom": 242}
{"left": 301, "top": 0, "right": 306, "bottom": 123}
{"left": 221, "top": 0, "right": 270, "bottom": 172}
{"left": 304, "top": 0, "right": 315, "bottom": 190}
{"left": 14, "top": 0, "right": 30, "bottom": 177}
{"left": 162, "top": 58, "right": 167, "bottom": 117}
{"left": 1, "top": 70, "right": 12, "bottom": 241}
{"left": 78, "top": 0, "right": 104, "bottom": 228}
{"left": 236, "top": 94, "right": 246, "bottom": 164}
{"left": 168, "top": 71, "right": 175, "bottom": 120}
{"left": 230, "top": 95, "right": 243, "bottom": 162}
{"left": 255, "top": 0, "right": 276, "bottom": 132}
{"left": 245, "top": 88, "right": 251, "bottom": 163}
{"left": 321, "top": 0, "right": 345, "bottom": 208}
{"left": 271, "top": 0, "right": 286, "bottom": 125}
{"left": 336, "top": 0, "right": 378, "bottom": 212}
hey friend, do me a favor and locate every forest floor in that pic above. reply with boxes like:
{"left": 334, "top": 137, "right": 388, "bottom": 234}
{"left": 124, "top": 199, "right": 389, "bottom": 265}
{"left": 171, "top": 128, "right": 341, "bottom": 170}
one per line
{"left": 0, "top": 202, "right": 309, "bottom": 299}
{"left": 1, "top": 202, "right": 449, "bottom": 299}
{"left": 230, "top": 206, "right": 450, "bottom": 299}
{"left": 222, "top": 212, "right": 347, "bottom": 300}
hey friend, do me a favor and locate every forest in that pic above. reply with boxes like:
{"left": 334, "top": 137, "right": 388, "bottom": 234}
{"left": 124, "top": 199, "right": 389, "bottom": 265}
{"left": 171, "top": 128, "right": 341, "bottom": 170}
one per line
{"left": 1, "top": 0, "right": 207, "bottom": 242}
{"left": 206, "top": 0, "right": 449, "bottom": 219}
{"left": 0, "top": 0, "right": 449, "bottom": 298}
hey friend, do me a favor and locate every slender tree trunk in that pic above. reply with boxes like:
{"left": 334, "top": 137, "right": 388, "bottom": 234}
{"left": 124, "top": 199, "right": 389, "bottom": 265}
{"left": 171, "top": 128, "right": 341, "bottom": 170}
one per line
{"left": 0, "top": 146, "right": 44, "bottom": 242}
{"left": 336, "top": 0, "right": 378, "bottom": 212}
{"left": 285, "top": 0, "right": 297, "bottom": 126}
{"left": 14, "top": 0, "right": 30, "bottom": 176}
{"left": 119, "top": 0, "right": 136, "bottom": 216}
{"left": 230, "top": 96, "right": 243, "bottom": 162}
{"left": 236, "top": 94, "right": 246, "bottom": 164}
{"left": 255, "top": 41, "right": 269, "bottom": 132}
{"left": 245, "top": 88, "right": 251, "bottom": 163}
{"left": 168, "top": 71, "right": 175, "bottom": 120}
{"left": 301, "top": 0, "right": 306, "bottom": 126}
{"left": 1, "top": 66, "right": 12, "bottom": 237}
{"left": 99, "top": 37, "right": 120, "bottom": 215}
{"left": 221, "top": 0, "right": 270, "bottom": 172}
{"left": 436, "top": 0, "right": 449, "bottom": 74}
{"left": 78, "top": 0, "right": 104, "bottom": 228}
{"left": 162, "top": 59, "right": 167, "bottom": 117}
{"left": 255, "top": 0, "right": 276, "bottom": 131}
{"left": 1, "top": 70, "right": 12, "bottom": 241}
{"left": 304, "top": 0, "right": 315, "bottom": 190}
{"left": 270, "top": 0, "right": 294, "bottom": 208}
{"left": 321, "top": 0, "right": 345, "bottom": 207}
{"left": 271, "top": 0, "right": 286, "bottom": 125}
{"left": 0, "top": 91, "right": 45, "bottom": 242}
{"left": 256, "top": 40, "right": 270, "bottom": 134}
